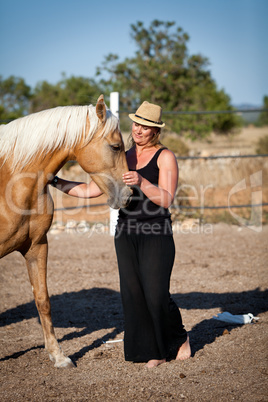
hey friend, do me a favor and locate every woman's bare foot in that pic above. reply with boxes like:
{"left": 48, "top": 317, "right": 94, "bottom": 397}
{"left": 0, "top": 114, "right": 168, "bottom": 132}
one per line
{"left": 176, "top": 335, "right": 191, "bottom": 360}
{"left": 145, "top": 359, "right": 166, "bottom": 368}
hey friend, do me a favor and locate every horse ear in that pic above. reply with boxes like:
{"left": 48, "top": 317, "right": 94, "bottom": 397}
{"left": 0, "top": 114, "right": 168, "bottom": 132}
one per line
{"left": 96, "top": 94, "right": 106, "bottom": 123}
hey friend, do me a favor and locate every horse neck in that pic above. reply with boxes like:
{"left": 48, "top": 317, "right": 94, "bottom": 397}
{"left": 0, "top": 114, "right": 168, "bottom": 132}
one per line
{"left": 9, "top": 148, "right": 72, "bottom": 190}
{"left": 40, "top": 148, "right": 72, "bottom": 177}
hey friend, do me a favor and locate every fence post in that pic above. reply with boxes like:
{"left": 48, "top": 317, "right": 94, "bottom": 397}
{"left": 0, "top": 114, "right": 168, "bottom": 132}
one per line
{"left": 109, "top": 92, "right": 120, "bottom": 236}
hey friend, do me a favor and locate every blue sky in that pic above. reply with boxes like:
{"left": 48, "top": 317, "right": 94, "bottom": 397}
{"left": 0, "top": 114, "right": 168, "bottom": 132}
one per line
{"left": 1, "top": 0, "right": 267, "bottom": 106}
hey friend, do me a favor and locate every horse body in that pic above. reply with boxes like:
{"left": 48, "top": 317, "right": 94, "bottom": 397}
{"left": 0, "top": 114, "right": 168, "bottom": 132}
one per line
{"left": 0, "top": 95, "right": 131, "bottom": 367}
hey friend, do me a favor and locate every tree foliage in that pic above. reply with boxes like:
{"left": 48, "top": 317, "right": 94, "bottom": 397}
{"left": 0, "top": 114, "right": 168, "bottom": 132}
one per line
{"left": 97, "top": 20, "right": 241, "bottom": 138}
{"left": 30, "top": 75, "right": 101, "bottom": 112}
{"left": 0, "top": 75, "right": 31, "bottom": 121}
{"left": 0, "top": 74, "right": 102, "bottom": 121}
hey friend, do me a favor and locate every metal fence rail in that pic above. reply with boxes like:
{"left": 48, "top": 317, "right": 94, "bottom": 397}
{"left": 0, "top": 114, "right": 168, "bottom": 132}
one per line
{"left": 1, "top": 108, "right": 268, "bottom": 125}
{"left": 176, "top": 154, "right": 268, "bottom": 160}
{"left": 54, "top": 202, "right": 268, "bottom": 212}
{"left": 172, "top": 203, "right": 268, "bottom": 210}
{"left": 119, "top": 108, "right": 268, "bottom": 116}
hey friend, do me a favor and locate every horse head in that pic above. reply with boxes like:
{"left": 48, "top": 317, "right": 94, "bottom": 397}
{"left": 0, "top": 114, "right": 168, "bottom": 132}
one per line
{"left": 74, "top": 95, "right": 132, "bottom": 209}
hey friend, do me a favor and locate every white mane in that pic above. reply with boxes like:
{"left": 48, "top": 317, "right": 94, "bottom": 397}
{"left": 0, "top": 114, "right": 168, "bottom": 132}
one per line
{"left": 0, "top": 104, "right": 118, "bottom": 171}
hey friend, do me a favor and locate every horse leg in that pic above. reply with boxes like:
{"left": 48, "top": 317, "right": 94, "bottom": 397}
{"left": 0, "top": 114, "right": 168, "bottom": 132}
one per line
{"left": 23, "top": 237, "right": 74, "bottom": 368}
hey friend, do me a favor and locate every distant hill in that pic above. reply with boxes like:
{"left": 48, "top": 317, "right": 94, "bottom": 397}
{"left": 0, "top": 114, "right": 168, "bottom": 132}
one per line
{"left": 233, "top": 104, "right": 262, "bottom": 123}
{"left": 233, "top": 103, "right": 262, "bottom": 110}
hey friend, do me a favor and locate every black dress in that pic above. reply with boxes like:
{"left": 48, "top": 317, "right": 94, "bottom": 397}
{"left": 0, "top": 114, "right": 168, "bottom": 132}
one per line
{"left": 114, "top": 148, "right": 187, "bottom": 362}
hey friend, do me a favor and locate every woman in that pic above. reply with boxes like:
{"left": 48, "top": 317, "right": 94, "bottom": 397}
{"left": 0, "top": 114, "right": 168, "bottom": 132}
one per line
{"left": 51, "top": 101, "right": 191, "bottom": 368}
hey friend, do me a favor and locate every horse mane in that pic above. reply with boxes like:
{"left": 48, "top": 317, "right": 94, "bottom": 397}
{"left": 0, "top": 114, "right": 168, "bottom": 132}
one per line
{"left": 0, "top": 104, "right": 118, "bottom": 171}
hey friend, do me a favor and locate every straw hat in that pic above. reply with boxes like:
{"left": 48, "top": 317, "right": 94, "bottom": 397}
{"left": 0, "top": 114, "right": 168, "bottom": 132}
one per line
{"left": 129, "top": 101, "right": 165, "bottom": 128}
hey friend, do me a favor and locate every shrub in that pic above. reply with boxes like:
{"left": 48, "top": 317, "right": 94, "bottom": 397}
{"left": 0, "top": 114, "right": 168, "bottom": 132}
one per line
{"left": 256, "top": 135, "right": 268, "bottom": 154}
{"left": 161, "top": 135, "right": 189, "bottom": 156}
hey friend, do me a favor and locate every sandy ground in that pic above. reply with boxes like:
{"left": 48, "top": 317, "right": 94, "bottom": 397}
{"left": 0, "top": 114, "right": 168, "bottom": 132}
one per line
{"left": 0, "top": 223, "right": 267, "bottom": 401}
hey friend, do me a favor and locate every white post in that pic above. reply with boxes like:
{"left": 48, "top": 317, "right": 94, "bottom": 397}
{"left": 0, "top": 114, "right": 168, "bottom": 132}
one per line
{"left": 109, "top": 92, "right": 120, "bottom": 236}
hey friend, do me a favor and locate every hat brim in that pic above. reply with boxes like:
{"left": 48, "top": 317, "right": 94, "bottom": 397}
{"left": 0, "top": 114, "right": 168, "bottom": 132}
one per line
{"left": 129, "top": 114, "right": 165, "bottom": 128}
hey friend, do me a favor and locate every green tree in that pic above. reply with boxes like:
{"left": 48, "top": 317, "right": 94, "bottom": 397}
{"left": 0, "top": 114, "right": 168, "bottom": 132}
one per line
{"left": 30, "top": 80, "right": 61, "bottom": 112}
{"left": 97, "top": 20, "right": 241, "bottom": 138}
{"left": 58, "top": 75, "right": 101, "bottom": 106}
{"left": 0, "top": 75, "right": 31, "bottom": 121}
{"left": 31, "top": 75, "right": 101, "bottom": 112}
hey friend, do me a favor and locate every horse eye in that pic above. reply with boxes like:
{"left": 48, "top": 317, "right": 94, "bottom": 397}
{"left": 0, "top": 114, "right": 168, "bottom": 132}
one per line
{"left": 110, "top": 144, "right": 121, "bottom": 152}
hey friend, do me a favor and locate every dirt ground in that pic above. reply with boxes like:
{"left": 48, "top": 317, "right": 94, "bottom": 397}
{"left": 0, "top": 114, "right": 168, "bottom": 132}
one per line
{"left": 0, "top": 223, "right": 267, "bottom": 401}
{"left": 1, "top": 126, "right": 268, "bottom": 401}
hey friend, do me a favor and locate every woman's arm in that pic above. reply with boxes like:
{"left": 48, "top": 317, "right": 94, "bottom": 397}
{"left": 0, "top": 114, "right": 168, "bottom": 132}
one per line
{"left": 122, "top": 149, "right": 178, "bottom": 208}
{"left": 51, "top": 177, "right": 103, "bottom": 198}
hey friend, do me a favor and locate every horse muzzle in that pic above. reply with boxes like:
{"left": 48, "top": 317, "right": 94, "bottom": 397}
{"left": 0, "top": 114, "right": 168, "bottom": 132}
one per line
{"left": 107, "top": 186, "right": 132, "bottom": 209}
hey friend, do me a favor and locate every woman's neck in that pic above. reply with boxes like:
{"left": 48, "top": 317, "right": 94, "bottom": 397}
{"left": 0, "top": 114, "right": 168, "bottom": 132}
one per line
{"left": 135, "top": 144, "right": 155, "bottom": 157}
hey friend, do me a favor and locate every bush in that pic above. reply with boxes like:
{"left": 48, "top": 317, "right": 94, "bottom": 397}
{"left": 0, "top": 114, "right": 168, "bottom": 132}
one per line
{"left": 161, "top": 135, "right": 189, "bottom": 156}
{"left": 257, "top": 96, "right": 268, "bottom": 126}
{"left": 256, "top": 135, "right": 268, "bottom": 154}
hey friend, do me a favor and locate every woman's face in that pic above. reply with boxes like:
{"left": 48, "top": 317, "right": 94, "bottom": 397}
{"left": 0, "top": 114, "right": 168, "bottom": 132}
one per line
{"left": 131, "top": 122, "right": 158, "bottom": 146}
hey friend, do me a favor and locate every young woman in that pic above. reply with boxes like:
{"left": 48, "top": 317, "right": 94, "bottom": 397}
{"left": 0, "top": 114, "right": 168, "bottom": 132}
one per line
{"left": 52, "top": 101, "right": 191, "bottom": 368}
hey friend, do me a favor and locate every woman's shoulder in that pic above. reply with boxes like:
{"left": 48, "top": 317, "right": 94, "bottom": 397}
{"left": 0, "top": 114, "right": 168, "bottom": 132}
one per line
{"left": 157, "top": 147, "right": 178, "bottom": 167}
{"left": 158, "top": 147, "right": 177, "bottom": 160}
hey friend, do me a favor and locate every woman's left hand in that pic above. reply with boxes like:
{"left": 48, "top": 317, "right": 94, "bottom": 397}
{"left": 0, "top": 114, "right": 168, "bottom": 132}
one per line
{"left": 122, "top": 171, "right": 142, "bottom": 187}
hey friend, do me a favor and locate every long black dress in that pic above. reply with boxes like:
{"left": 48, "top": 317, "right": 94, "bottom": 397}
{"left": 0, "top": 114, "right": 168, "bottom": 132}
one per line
{"left": 114, "top": 148, "right": 187, "bottom": 362}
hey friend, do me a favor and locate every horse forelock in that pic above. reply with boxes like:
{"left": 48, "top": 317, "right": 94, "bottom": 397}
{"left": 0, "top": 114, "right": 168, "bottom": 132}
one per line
{"left": 0, "top": 104, "right": 118, "bottom": 171}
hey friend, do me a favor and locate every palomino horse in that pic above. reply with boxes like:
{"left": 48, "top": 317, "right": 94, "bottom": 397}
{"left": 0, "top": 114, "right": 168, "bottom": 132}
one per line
{"left": 0, "top": 95, "right": 131, "bottom": 367}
